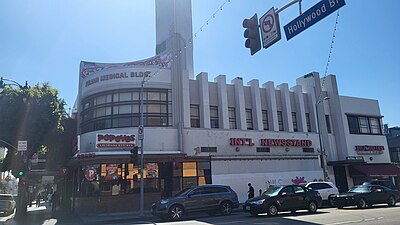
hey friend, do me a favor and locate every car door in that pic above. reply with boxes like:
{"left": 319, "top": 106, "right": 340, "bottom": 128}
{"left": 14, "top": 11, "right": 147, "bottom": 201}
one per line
{"left": 278, "top": 186, "right": 296, "bottom": 211}
{"left": 292, "top": 186, "right": 308, "bottom": 209}
{"left": 184, "top": 187, "right": 209, "bottom": 212}
{"left": 367, "top": 185, "right": 386, "bottom": 204}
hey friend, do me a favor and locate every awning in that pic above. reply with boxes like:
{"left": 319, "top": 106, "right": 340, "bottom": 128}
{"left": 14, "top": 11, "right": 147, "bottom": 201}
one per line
{"left": 349, "top": 164, "right": 400, "bottom": 177}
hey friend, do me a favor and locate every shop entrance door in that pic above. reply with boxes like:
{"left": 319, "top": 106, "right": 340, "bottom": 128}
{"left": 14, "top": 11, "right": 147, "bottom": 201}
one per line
{"left": 333, "top": 166, "right": 349, "bottom": 193}
{"left": 159, "top": 162, "right": 173, "bottom": 198}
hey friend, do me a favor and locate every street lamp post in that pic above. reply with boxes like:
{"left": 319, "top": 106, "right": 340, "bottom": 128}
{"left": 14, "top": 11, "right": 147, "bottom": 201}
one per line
{"left": 138, "top": 75, "right": 146, "bottom": 216}
{"left": 316, "top": 96, "right": 329, "bottom": 181}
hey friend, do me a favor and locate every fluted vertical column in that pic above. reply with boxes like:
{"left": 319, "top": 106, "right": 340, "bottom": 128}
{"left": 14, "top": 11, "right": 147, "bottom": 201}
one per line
{"left": 248, "top": 79, "right": 263, "bottom": 130}
{"left": 277, "top": 83, "right": 293, "bottom": 132}
{"left": 262, "top": 81, "right": 279, "bottom": 131}
{"left": 292, "top": 85, "right": 307, "bottom": 132}
{"left": 232, "top": 77, "right": 246, "bottom": 130}
{"left": 215, "top": 75, "right": 229, "bottom": 129}
{"left": 197, "top": 72, "right": 210, "bottom": 128}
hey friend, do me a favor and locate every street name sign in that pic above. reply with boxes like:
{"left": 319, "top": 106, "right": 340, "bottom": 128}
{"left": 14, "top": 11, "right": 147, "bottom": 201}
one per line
{"left": 284, "top": 0, "right": 346, "bottom": 40}
{"left": 259, "top": 7, "right": 281, "bottom": 49}
{"left": 17, "top": 140, "right": 27, "bottom": 152}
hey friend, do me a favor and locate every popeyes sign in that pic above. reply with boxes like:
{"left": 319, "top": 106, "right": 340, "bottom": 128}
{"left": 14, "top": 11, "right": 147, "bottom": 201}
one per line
{"left": 230, "top": 138, "right": 312, "bottom": 147}
{"left": 96, "top": 133, "right": 136, "bottom": 149}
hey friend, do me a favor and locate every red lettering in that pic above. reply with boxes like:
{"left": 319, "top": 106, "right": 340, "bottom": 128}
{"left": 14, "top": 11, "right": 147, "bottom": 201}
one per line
{"left": 260, "top": 139, "right": 267, "bottom": 146}
{"left": 249, "top": 138, "right": 255, "bottom": 146}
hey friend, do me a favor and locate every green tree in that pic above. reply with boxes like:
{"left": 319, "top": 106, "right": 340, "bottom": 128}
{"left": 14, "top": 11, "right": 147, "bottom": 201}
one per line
{"left": 0, "top": 83, "right": 67, "bottom": 177}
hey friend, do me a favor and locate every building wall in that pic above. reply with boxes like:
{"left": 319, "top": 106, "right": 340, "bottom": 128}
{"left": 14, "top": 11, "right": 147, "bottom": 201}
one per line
{"left": 340, "top": 96, "right": 390, "bottom": 163}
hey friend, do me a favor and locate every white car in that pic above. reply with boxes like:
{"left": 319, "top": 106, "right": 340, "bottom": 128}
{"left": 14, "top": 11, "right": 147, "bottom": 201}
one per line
{"left": 305, "top": 182, "right": 339, "bottom": 205}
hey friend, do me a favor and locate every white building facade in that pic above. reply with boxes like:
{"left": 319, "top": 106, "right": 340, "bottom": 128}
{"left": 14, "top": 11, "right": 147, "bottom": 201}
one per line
{"left": 70, "top": 0, "right": 398, "bottom": 213}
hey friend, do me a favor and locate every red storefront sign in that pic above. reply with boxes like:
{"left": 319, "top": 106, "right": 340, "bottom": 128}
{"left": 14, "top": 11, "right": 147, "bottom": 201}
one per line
{"left": 354, "top": 145, "right": 385, "bottom": 154}
{"left": 85, "top": 167, "right": 97, "bottom": 181}
{"left": 260, "top": 139, "right": 312, "bottom": 147}
{"left": 230, "top": 138, "right": 255, "bottom": 146}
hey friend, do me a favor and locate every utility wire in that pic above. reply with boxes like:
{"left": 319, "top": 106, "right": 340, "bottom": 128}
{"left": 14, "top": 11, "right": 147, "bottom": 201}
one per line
{"left": 318, "top": 10, "right": 340, "bottom": 101}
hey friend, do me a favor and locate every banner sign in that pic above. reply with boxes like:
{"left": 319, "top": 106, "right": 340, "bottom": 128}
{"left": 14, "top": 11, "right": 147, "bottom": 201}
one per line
{"left": 284, "top": 0, "right": 346, "bottom": 40}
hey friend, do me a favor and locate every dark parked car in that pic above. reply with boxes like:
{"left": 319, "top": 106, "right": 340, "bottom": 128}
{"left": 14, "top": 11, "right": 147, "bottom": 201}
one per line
{"left": 0, "top": 194, "right": 16, "bottom": 216}
{"left": 332, "top": 185, "right": 400, "bottom": 209}
{"left": 243, "top": 185, "right": 322, "bottom": 216}
{"left": 151, "top": 184, "right": 239, "bottom": 221}
{"left": 362, "top": 179, "right": 398, "bottom": 190}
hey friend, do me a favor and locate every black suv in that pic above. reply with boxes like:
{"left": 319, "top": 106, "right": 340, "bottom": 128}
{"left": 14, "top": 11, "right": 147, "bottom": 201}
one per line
{"left": 152, "top": 184, "right": 239, "bottom": 221}
{"left": 243, "top": 185, "right": 322, "bottom": 216}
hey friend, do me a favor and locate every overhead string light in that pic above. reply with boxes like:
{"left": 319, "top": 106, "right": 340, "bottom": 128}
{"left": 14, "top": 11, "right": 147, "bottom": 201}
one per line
{"left": 318, "top": 10, "right": 340, "bottom": 102}
{"left": 145, "top": 0, "right": 232, "bottom": 83}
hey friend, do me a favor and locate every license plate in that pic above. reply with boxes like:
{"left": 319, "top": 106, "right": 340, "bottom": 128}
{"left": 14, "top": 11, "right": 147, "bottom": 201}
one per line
{"left": 246, "top": 206, "right": 250, "bottom": 211}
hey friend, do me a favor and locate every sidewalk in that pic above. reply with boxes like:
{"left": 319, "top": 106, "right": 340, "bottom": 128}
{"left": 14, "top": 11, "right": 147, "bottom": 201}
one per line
{"left": 78, "top": 210, "right": 156, "bottom": 225}
{"left": 1, "top": 201, "right": 82, "bottom": 225}
{"left": 1, "top": 202, "right": 244, "bottom": 225}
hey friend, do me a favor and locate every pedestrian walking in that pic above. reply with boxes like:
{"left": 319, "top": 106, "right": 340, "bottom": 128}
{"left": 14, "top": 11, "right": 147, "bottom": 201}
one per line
{"left": 248, "top": 183, "right": 255, "bottom": 199}
{"left": 47, "top": 192, "right": 53, "bottom": 206}
{"left": 36, "top": 193, "right": 41, "bottom": 207}
{"left": 51, "top": 191, "right": 58, "bottom": 212}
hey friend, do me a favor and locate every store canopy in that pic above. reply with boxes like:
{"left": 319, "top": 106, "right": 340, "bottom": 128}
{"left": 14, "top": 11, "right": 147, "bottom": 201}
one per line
{"left": 349, "top": 164, "right": 400, "bottom": 177}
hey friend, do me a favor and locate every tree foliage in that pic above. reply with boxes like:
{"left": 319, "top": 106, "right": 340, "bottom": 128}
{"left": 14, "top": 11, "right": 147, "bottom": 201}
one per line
{"left": 0, "top": 83, "right": 70, "bottom": 177}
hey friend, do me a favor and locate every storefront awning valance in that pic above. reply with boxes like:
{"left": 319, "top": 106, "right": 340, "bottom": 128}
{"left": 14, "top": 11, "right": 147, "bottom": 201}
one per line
{"left": 349, "top": 164, "right": 400, "bottom": 177}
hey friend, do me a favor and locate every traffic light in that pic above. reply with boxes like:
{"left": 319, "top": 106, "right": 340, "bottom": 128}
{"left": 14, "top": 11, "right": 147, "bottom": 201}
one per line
{"left": 243, "top": 14, "right": 261, "bottom": 55}
{"left": 18, "top": 171, "right": 24, "bottom": 177}
{"left": 130, "top": 146, "right": 139, "bottom": 165}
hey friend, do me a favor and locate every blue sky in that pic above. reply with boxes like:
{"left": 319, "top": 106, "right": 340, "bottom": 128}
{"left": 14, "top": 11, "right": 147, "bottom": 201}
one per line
{"left": 0, "top": 0, "right": 399, "bottom": 126}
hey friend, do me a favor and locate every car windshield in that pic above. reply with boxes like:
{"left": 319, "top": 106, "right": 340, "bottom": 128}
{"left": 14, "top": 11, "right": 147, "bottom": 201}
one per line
{"left": 262, "top": 186, "right": 283, "bottom": 197}
{"left": 348, "top": 186, "right": 369, "bottom": 193}
{"left": 174, "top": 187, "right": 192, "bottom": 197}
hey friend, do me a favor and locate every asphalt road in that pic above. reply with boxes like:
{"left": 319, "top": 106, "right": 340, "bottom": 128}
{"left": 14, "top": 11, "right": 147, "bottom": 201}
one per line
{"left": 105, "top": 205, "right": 400, "bottom": 225}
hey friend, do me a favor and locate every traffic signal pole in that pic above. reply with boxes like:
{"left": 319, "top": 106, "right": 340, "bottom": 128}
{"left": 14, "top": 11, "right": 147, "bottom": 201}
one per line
{"left": 242, "top": 0, "right": 302, "bottom": 55}
{"left": 275, "top": 0, "right": 302, "bottom": 14}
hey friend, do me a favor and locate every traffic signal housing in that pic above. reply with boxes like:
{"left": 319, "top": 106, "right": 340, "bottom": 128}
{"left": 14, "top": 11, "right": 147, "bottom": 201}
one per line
{"left": 130, "top": 146, "right": 139, "bottom": 165}
{"left": 243, "top": 14, "right": 261, "bottom": 55}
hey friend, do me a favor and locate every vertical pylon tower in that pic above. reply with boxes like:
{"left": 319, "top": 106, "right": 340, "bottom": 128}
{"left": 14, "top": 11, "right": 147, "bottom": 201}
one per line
{"left": 155, "top": 0, "right": 193, "bottom": 151}
{"left": 155, "top": 0, "right": 194, "bottom": 80}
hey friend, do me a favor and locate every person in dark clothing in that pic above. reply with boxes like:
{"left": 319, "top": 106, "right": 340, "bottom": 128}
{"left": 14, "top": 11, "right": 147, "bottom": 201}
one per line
{"left": 248, "top": 183, "right": 255, "bottom": 199}
{"left": 51, "top": 191, "right": 59, "bottom": 212}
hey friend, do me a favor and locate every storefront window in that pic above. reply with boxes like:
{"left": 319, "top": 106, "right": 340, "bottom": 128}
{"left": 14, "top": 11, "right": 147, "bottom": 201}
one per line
{"left": 183, "top": 162, "right": 197, "bottom": 177}
{"left": 76, "top": 160, "right": 210, "bottom": 197}
{"left": 79, "top": 165, "right": 100, "bottom": 197}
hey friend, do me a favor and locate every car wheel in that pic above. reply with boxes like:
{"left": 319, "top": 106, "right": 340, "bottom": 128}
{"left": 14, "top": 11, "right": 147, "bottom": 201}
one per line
{"left": 356, "top": 198, "right": 367, "bottom": 209}
{"left": 388, "top": 195, "right": 396, "bottom": 207}
{"left": 267, "top": 204, "right": 278, "bottom": 216}
{"left": 307, "top": 201, "right": 318, "bottom": 213}
{"left": 168, "top": 205, "right": 184, "bottom": 221}
{"left": 328, "top": 195, "right": 335, "bottom": 207}
{"left": 220, "top": 201, "right": 233, "bottom": 215}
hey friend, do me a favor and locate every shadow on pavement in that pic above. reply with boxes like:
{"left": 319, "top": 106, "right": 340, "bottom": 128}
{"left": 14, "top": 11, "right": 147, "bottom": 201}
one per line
{"left": 6, "top": 202, "right": 82, "bottom": 225}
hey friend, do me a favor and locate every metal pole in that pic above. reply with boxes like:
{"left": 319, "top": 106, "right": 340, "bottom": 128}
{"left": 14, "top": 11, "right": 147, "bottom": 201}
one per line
{"left": 316, "top": 100, "right": 328, "bottom": 181}
{"left": 276, "top": 0, "right": 302, "bottom": 14}
{"left": 139, "top": 78, "right": 145, "bottom": 216}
